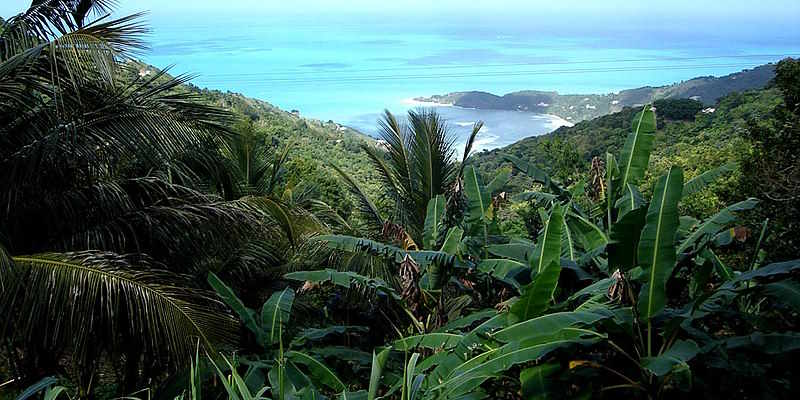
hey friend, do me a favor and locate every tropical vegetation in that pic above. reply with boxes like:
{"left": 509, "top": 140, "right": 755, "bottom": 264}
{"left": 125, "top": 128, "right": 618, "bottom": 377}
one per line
{"left": 1, "top": 1, "right": 798, "bottom": 400}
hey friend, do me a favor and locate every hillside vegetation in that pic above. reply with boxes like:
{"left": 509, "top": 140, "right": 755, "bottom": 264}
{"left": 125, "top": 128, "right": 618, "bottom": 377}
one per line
{"left": 1, "top": 2, "right": 799, "bottom": 400}
{"left": 417, "top": 64, "right": 775, "bottom": 122}
{"left": 127, "top": 62, "right": 385, "bottom": 220}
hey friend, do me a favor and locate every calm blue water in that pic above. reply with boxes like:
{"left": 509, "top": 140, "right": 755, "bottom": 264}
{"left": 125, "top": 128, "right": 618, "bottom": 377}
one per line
{"left": 136, "top": 12, "right": 800, "bottom": 148}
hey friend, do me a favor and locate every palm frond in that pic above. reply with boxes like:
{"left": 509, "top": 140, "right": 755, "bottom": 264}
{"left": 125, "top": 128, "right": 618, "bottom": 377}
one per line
{"left": 406, "top": 109, "right": 457, "bottom": 238}
{"left": 460, "top": 120, "right": 484, "bottom": 169}
{"left": 1, "top": 251, "right": 238, "bottom": 368}
{"left": 330, "top": 163, "right": 384, "bottom": 236}
{"left": 377, "top": 109, "right": 414, "bottom": 199}
{"left": 361, "top": 143, "right": 404, "bottom": 211}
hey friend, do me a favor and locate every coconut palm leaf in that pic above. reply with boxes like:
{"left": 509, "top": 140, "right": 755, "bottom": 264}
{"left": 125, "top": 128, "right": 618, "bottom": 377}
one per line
{"left": 2, "top": 251, "right": 238, "bottom": 368}
{"left": 458, "top": 121, "right": 484, "bottom": 178}
{"left": 330, "top": 163, "right": 384, "bottom": 235}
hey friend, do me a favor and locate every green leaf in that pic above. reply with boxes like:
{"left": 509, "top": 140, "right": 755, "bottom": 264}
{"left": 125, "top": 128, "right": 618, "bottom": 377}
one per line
{"left": 287, "top": 351, "right": 346, "bottom": 392}
{"left": 463, "top": 165, "right": 490, "bottom": 231}
{"left": 439, "top": 226, "right": 463, "bottom": 255}
{"left": 725, "top": 259, "right": 800, "bottom": 288}
{"left": 43, "top": 387, "right": 69, "bottom": 400}
{"left": 246, "top": 196, "right": 296, "bottom": 246}
{"left": 368, "top": 348, "right": 391, "bottom": 400}
{"left": 531, "top": 204, "right": 564, "bottom": 276}
{"left": 605, "top": 152, "right": 620, "bottom": 221}
{"left": 429, "top": 314, "right": 508, "bottom": 384}
{"left": 434, "top": 309, "right": 497, "bottom": 333}
{"left": 307, "top": 346, "right": 373, "bottom": 367}
{"left": 642, "top": 340, "right": 699, "bottom": 376}
{"left": 15, "top": 376, "right": 58, "bottom": 400}
{"left": 207, "top": 272, "right": 259, "bottom": 337}
{"left": 415, "top": 351, "right": 453, "bottom": 373}
{"left": 615, "top": 183, "right": 645, "bottom": 220}
{"left": 330, "top": 163, "right": 385, "bottom": 233}
{"left": 514, "top": 191, "right": 557, "bottom": 203}
{"left": 261, "top": 288, "right": 295, "bottom": 347}
{"left": 421, "top": 226, "right": 464, "bottom": 291}
{"left": 476, "top": 259, "right": 527, "bottom": 286}
{"left": 402, "top": 353, "right": 422, "bottom": 400}
{"left": 619, "top": 104, "right": 656, "bottom": 189}
{"left": 423, "top": 195, "right": 446, "bottom": 249}
{"left": 433, "top": 340, "right": 587, "bottom": 397}
{"left": 608, "top": 208, "right": 647, "bottom": 275}
{"left": 511, "top": 261, "right": 562, "bottom": 321}
{"left": 762, "top": 281, "right": 800, "bottom": 312}
{"left": 702, "top": 249, "right": 734, "bottom": 282}
{"left": 504, "top": 155, "right": 568, "bottom": 197}
{"left": 520, "top": 363, "right": 561, "bottom": 399}
{"left": 565, "top": 211, "right": 608, "bottom": 252}
{"left": 207, "top": 355, "right": 246, "bottom": 400}
{"left": 724, "top": 332, "right": 800, "bottom": 354}
{"left": 677, "top": 198, "right": 758, "bottom": 254}
{"left": 393, "top": 333, "right": 464, "bottom": 351}
{"left": 487, "top": 241, "right": 534, "bottom": 263}
{"left": 493, "top": 311, "right": 608, "bottom": 343}
{"left": 486, "top": 167, "right": 511, "bottom": 195}
{"left": 566, "top": 278, "right": 615, "bottom": 303}
{"left": 284, "top": 268, "right": 399, "bottom": 299}
{"left": 637, "top": 167, "right": 683, "bottom": 321}
{"left": 694, "top": 260, "right": 800, "bottom": 314}
{"left": 682, "top": 162, "right": 737, "bottom": 197}
{"left": 290, "top": 325, "right": 368, "bottom": 347}
{"left": 562, "top": 216, "right": 577, "bottom": 262}
{"left": 316, "top": 235, "right": 454, "bottom": 268}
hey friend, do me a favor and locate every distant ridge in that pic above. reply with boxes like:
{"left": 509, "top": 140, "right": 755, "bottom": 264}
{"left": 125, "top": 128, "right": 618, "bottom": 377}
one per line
{"left": 416, "top": 64, "right": 776, "bottom": 122}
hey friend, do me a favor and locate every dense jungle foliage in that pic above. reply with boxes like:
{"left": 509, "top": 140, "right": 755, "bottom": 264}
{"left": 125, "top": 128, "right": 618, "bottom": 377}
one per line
{"left": 1, "top": 2, "right": 798, "bottom": 400}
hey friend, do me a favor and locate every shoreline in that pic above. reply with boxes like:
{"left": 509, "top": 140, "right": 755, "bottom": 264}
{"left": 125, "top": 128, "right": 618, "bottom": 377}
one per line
{"left": 401, "top": 97, "right": 574, "bottom": 129}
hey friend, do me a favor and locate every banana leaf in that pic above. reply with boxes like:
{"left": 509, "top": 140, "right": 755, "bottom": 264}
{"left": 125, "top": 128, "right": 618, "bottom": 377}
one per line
{"left": 638, "top": 167, "right": 683, "bottom": 321}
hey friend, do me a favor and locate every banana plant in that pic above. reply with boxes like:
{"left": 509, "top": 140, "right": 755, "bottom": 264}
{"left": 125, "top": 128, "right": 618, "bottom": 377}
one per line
{"left": 207, "top": 273, "right": 354, "bottom": 399}
{"left": 400, "top": 104, "right": 800, "bottom": 398}
{"left": 505, "top": 154, "right": 608, "bottom": 271}
{"left": 462, "top": 165, "right": 510, "bottom": 253}
{"left": 382, "top": 201, "right": 605, "bottom": 399}
{"left": 532, "top": 106, "right": 797, "bottom": 396}
{"left": 313, "top": 178, "right": 504, "bottom": 333}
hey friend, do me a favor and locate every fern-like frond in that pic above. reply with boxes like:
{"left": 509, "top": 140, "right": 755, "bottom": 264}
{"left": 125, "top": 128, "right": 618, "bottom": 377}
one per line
{"left": 1, "top": 251, "right": 238, "bottom": 368}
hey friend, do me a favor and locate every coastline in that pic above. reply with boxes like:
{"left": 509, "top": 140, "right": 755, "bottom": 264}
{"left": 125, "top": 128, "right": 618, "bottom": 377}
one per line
{"left": 400, "top": 97, "right": 454, "bottom": 107}
{"left": 402, "top": 96, "right": 573, "bottom": 129}
{"left": 542, "top": 113, "right": 574, "bottom": 129}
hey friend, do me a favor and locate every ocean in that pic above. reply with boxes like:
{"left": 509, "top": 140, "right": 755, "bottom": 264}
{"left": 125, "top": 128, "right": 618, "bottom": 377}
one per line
{"left": 138, "top": 12, "right": 800, "bottom": 149}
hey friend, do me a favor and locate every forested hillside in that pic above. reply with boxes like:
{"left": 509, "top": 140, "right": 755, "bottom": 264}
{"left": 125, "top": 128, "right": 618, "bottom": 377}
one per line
{"left": 471, "top": 84, "right": 795, "bottom": 260}
{"left": 125, "top": 62, "right": 383, "bottom": 220}
{"left": 417, "top": 64, "right": 776, "bottom": 122}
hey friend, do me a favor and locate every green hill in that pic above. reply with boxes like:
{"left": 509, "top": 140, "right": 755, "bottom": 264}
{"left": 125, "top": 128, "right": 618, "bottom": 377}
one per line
{"left": 471, "top": 89, "right": 783, "bottom": 215}
{"left": 417, "top": 64, "right": 776, "bottom": 122}
{"left": 128, "top": 62, "right": 382, "bottom": 218}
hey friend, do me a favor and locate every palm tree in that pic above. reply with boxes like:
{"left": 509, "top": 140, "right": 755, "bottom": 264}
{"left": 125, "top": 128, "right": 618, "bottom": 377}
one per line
{"left": 0, "top": 1, "right": 262, "bottom": 392}
{"left": 336, "top": 109, "right": 482, "bottom": 245}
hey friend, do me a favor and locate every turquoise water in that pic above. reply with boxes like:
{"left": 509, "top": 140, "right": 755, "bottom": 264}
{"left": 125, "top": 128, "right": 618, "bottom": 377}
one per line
{"left": 138, "top": 12, "right": 800, "bottom": 147}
